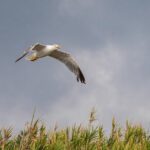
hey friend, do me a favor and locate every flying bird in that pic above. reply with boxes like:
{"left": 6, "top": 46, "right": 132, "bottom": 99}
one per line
{"left": 15, "top": 43, "right": 85, "bottom": 84}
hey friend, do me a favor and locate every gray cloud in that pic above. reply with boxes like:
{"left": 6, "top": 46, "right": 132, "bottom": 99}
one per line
{"left": 0, "top": 0, "right": 150, "bottom": 133}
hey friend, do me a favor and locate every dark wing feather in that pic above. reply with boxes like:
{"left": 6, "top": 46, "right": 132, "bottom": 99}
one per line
{"left": 50, "top": 50, "right": 85, "bottom": 83}
{"left": 15, "top": 51, "right": 29, "bottom": 62}
{"left": 15, "top": 43, "right": 45, "bottom": 62}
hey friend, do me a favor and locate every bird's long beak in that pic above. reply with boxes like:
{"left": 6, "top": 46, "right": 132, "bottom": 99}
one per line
{"left": 15, "top": 51, "right": 29, "bottom": 63}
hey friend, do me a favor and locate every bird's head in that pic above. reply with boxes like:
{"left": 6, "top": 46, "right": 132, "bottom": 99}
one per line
{"left": 54, "top": 44, "right": 61, "bottom": 49}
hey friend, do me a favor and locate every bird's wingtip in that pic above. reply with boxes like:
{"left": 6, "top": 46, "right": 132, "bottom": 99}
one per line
{"left": 77, "top": 68, "right": 86, "bottom": 84}
{"left": 15, "top": 51, "right": 29, "bottom": 63}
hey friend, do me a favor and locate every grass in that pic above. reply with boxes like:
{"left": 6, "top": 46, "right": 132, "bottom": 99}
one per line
{"left": 0, "top": 110, "right": 150, "bottom": 150}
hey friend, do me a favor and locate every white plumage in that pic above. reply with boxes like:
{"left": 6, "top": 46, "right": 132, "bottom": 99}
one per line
{"left": 15, "top": 43, "right": 85, "bottom": 84}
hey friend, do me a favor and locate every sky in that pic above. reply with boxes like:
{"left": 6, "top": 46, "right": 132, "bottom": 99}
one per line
{"left": 0, "top": 0, "right": 150, "bottom": 133}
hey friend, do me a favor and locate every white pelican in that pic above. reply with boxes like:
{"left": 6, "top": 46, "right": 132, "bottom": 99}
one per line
{"left": 15, "top": 43, "right": 85, "bottom": 84}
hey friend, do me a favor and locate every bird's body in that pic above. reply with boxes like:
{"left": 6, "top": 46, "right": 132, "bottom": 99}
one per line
{"left": 26, "top": 44, "right": 55, "bottom": 61}
{"left": 15, "top": 43, "right": 86, "bottom": 84}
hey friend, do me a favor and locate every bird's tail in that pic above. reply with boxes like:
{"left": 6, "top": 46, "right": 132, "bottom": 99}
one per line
{"left": 26, "top": 53, "right": 38, "bottom": 61}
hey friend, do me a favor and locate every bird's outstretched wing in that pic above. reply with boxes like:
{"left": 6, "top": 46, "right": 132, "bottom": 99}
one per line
{"left": 49, "top": 50, "right": 85, "bottom": 84}
{"left": 32, "top": 44, "right": 46, "bottom": 51}
{"left": 15, "top": 51, "right": 29, "bottom": 63}
{"left": 15, "top": 43, "right": 45, "bottom": 62}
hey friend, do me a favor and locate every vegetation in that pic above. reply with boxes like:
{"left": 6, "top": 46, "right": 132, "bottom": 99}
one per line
{"left": 0, "top": 110, "right": 150, "bottom": 150}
